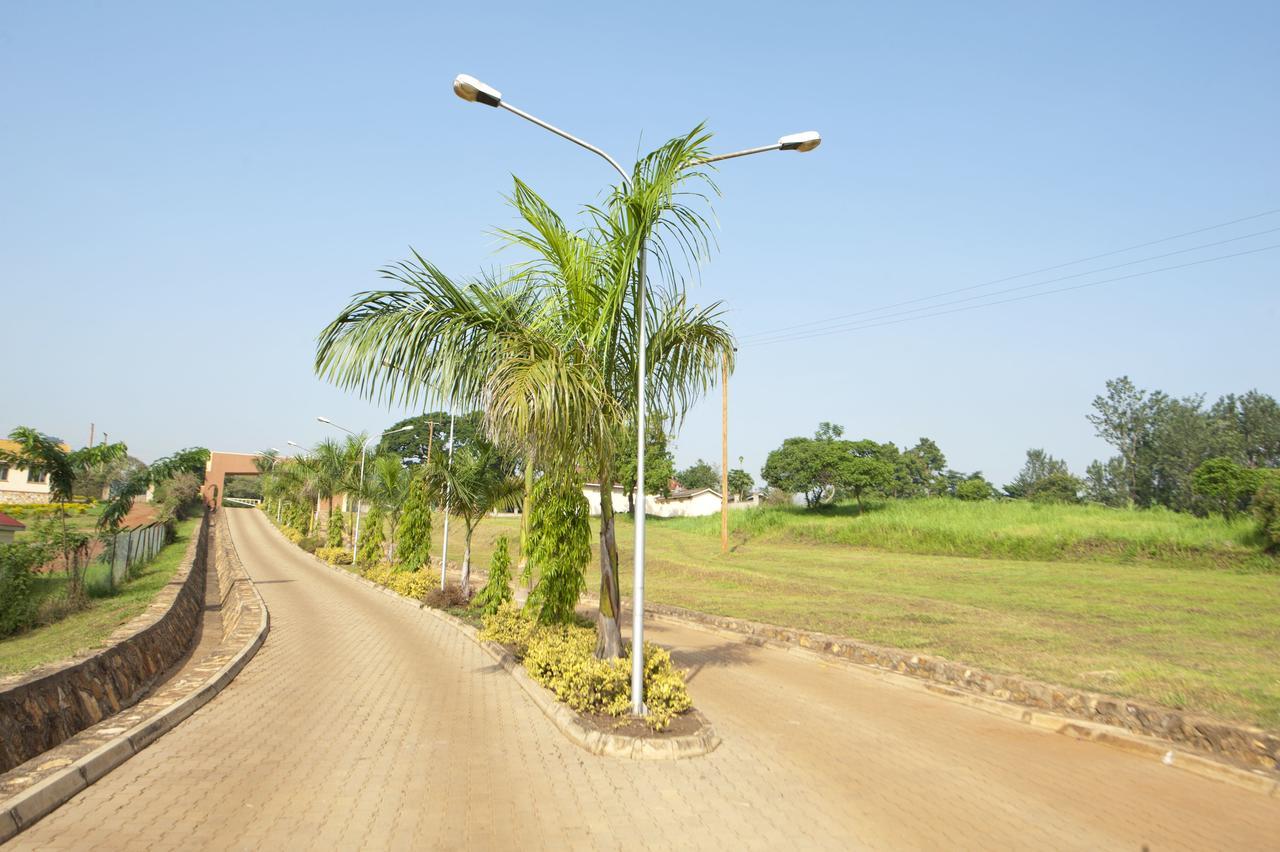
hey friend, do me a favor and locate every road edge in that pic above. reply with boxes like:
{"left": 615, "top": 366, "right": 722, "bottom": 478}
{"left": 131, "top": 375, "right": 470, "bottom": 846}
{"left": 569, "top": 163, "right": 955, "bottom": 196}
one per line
{"left": 0, "top": 515, "right": 271, "bottom": 843}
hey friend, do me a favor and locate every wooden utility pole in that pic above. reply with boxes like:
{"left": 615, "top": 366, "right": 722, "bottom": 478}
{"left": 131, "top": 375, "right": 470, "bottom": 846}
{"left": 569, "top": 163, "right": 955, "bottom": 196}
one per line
{"left": 721, "top": 354, "right": 729, "bottom": 554}
{"left": 424, "top": 419, "right": 436, "bottom": 466}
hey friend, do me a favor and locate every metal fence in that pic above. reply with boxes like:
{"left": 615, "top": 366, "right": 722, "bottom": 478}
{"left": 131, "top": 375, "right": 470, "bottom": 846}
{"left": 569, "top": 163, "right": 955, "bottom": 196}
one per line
{"left": 100, "top": 522, "right": 168, "bottom": 592}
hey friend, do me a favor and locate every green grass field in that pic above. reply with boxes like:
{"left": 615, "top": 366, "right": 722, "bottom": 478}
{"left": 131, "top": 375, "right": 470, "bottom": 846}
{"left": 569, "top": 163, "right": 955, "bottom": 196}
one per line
{"left": 0, "top": 517, "right": 200, "bottom": 676}
{"left": 430, "top": 501, "right": 1279, "bottom": 728}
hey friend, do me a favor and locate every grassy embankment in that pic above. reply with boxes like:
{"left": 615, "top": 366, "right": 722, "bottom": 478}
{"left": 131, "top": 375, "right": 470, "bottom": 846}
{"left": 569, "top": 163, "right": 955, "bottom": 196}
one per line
{"left": 0, "top": 516, "right": 200, "bottom": 676}
{"left": 443, "top": 500, "right": 1279, "bottom": 728}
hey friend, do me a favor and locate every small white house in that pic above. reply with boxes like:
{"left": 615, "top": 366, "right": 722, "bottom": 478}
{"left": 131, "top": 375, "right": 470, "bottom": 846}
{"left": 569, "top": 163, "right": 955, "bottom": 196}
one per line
{"left": 582, "top": 483, "right": 761, "bottom": 518}
{"left": 0, "top": 439, "right": 59, "bottom": 505}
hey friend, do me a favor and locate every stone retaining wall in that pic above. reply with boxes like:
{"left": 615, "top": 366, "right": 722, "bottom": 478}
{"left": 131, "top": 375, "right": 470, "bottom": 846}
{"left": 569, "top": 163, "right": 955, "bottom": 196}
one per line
{"left": 0, "top": 512, "right": 210, "bottom": 773}
{"left": 211, "top": 511, "right": 256, "bottom": 641}
{"left": 642, "top": 601, "right": 1280, "bottom": 775}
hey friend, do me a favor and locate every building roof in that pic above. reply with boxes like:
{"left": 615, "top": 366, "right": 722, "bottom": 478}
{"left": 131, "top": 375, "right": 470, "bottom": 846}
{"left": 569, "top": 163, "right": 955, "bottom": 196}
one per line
{"left": 665, "top": 488, "right": 722, "bottom": 501}
{"left": 0, "top": 438, "right": 73, "bottom": 455}
{"left": 0, "top": 512, "right": 26, "bottom": 530}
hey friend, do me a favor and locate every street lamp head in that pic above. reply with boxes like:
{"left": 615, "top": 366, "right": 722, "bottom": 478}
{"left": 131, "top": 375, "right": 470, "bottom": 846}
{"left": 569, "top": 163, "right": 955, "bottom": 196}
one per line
{"left": 453, "top": 74, "right": 502, "bottom": 108}
{"left": 778, "top": 131, "right": 822, "bottom": 153}
{"left": 287, "top": 441, "right": 302, "bottom": 448}
{"left": 269, "top": 447, "right": 281, "bottom": 453}
{"left": 316, "top": 416, "right": 331, "bottom": 424}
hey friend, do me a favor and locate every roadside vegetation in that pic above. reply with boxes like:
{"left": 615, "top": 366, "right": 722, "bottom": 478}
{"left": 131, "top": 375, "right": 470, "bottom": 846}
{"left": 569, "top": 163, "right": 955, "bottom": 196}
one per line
{"left": 0, "top": 517, "right": 200, "bottom": 675}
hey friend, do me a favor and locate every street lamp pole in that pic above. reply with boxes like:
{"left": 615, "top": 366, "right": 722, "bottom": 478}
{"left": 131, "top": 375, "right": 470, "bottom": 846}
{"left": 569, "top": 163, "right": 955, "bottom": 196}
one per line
{"left": 452, "top": 74, "right": 821, "bottom": 714}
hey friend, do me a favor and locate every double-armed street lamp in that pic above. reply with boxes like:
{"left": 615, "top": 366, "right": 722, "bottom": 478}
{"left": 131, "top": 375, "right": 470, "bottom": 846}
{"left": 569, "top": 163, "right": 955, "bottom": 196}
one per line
{"left": 316, "top": 417, "right": 413, "bottom": 562}
{"left": 452, "top": 73, "right": 821, "bottom": 714}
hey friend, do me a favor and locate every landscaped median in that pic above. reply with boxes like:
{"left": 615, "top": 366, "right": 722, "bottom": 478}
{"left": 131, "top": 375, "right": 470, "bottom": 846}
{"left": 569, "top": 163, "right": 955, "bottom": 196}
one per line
{"left": 256, "top": 509, "right": 719, "bottom": 757}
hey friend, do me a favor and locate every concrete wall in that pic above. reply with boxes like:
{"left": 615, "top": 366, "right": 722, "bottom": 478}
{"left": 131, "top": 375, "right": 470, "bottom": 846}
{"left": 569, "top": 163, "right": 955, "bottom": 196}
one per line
{"left": 201, "top": 452, "right": 264, "bottom": 508}
{"left": 0, "top": 512, "right": 210, "bottom": 773}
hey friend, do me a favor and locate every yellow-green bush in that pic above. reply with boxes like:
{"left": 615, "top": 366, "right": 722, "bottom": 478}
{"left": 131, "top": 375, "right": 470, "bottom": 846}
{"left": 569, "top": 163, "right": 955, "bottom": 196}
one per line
{"left": 314, "top": 546, "right": 353, "bottom": 565}
{"left": 282, "top": 527, "right": 304, "bottom": 544}
{"left": 479, "top": 604, "right": 693, "bottom": 730}
{"left": 0, "top": 502, "right": 94, "bottom": 518}
{"left": 363, "top": 565, "right": 433, "bottom": 598}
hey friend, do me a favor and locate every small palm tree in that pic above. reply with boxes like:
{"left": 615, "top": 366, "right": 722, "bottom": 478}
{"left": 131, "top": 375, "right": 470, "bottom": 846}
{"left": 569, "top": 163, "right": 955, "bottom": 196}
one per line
{"left": 421, "top": 441, "right": 521, "bottom": 598}
{"left": 368, "top": 453, "right": 411, "bottom": 559}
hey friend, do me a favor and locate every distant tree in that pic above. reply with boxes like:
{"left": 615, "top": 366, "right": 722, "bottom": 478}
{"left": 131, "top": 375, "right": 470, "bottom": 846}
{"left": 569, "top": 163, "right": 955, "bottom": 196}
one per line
{"left": 1005, "top": 449, "right": 1081, "bottom": 502}
{"left": 955, "top": 476, "right": 995, "bottom": 501}
{"left": 1211, "top": 390, "right": 1280, "bottom": 468}
{"left": 1084, "top": 458, "right": 1127, "bottom": 507}
{"left": 727, "top": 469, "right": 754, "bottom": 501}
{"left": 892, "top": 437, "right": 948, "bottom": 498}
{"left": 840, "top": 440, "right": 894, "bottom": 511}
{"left": 1253, "top": 473, "right": 1280, "bottom": 551}
{"left": 1146, "top": 395, "right": 1236, "bottom": 512}
{"left": 1191, "top": 457, "right": 1256, "bottom": 518}
{"left": 617, "top": 417, "right": 675, "bottom": 513}
{"left": 762, "top": 437, "right": 841, "bottom": 508}
{"left": 815, "top": 422, "right": 845, "bottom": 441}
{"left": 1087, "top": 377, "right": 1161, "bottom": 506}
{"left": 377, "top": 411, "right": 486, "bottom": 466}
{"left": 676, "top": 459, "right": 720, "bottom": 492}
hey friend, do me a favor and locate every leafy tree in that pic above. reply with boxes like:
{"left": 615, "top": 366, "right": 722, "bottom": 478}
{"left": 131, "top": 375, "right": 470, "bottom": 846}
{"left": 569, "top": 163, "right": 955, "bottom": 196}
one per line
{"left": 472, "top": 535, "right": 513, "bottom": 616}
{"left": 727, "top": 468, "right": 754, "bottom": 500}
{"left": 377, "top": 411, "right": 486, "bottom": 466}
{"left": 1005, "top": 449, "right": 1080, "bottom": 502}
{"left": 892, "top": 437, "right": 948, "bottom": 498}
{"left": 357, "top": 504, "right": 385, "bottom": 566}
{"left": 315, "top": 127, "right": 734, "bottom": 657}
{"left": 0, "top": 542, "right": 43, "bottom": 637}
{"left": 1087, "top": 377, "right": 1160, "bottom": 506}
{"left": 1084, "top": 458, "right": 1127, "bottom": 507}
{"left": 525, "top": 478, "right": 591, "bottom": 624}
{"left": 1211, "top": 390, "right": 1280, "bottom": 468}
{"left": 1253, "top": 472, "right": 1280, "bottom": 552}
{"left": 676, "top": 459, "right": 719, "bottom": 491}
{"left": 1191, "top": 457, "right": 1255, "bottom": 518}
{"left": 616, "top": 417, "right": 674, "bottom": 513}
{"left": 369, "top": 454, "right": 411, "bottom": 558}
{"left": 955, "top": 477, "right": 995, "bottom": 501}
{"left": 815, "top": 422, "right": 845, "bottom": 441}
{"left": 762, "top": 437, "right": 842, "bottom": 508}
{"left": 395, "top": 479, "right": 431, "bottom": 570}
{"left": 840, "top": 439, "right": 894, "bottom": 511}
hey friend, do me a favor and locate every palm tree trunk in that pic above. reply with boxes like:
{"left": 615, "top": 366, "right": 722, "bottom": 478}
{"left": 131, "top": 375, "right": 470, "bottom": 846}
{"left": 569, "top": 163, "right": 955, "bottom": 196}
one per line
{"left": 460, "top": 524, "right": 474, "bottom": 600}
{"left": 596, "top": 462, "right": 624, "bottom": 659}
{"left": 518, "top": 460, "right": 534, "bottom": 589}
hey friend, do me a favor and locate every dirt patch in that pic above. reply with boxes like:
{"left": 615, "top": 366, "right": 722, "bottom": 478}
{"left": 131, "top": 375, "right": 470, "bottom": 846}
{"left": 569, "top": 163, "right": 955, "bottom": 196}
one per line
{"left": 578, "top": 709, "right": 704, "bottom": 739}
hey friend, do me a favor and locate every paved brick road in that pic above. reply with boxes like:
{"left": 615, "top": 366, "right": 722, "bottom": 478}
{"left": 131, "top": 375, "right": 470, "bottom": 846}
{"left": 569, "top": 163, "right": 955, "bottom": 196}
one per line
{"left": 12, "top": 508, "right": 1278, "bottom": 850}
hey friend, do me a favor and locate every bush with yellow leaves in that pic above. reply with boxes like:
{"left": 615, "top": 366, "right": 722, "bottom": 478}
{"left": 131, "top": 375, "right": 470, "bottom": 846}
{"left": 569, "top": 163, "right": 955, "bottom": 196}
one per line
{"left": 479, "top": 603, "right": 692, "bottom": 730}
{"left": 314, "top": 546, "right": 353, "bottom": 565}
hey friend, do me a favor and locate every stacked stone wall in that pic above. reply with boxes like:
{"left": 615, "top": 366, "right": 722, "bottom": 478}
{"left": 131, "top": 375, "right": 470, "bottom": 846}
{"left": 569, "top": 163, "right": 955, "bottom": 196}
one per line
{"left": 0, "top": 512, "right": 210, "bottom": 772}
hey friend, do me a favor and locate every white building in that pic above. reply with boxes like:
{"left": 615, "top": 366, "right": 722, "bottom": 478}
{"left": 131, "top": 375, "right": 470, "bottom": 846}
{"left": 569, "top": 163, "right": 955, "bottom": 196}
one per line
{"left": 582, "top": 483, "right": 761, "bottom": 518}
{"left": 0, "top": 439, "right": 59, "bottom": 504}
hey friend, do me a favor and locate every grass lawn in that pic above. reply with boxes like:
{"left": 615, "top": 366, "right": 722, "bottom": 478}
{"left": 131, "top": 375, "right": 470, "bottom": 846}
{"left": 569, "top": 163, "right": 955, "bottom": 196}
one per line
{"left": 424, "top": 503, "right": 1280, "bottom": 729}
{"left": 0, "top": 517, "right": 200, "bottom": 676}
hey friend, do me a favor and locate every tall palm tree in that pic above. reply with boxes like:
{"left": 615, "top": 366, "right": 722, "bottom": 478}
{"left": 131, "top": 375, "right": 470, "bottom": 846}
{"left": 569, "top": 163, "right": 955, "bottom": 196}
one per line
{"left": 316, "top": 128, "right": 733, "bottom": 656}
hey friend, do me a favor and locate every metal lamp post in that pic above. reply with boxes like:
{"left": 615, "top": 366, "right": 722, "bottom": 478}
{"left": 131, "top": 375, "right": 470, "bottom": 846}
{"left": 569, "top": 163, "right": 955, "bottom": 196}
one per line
{"left": 316, "top": 418, "right": 413, "bottom": 562}
{"left": 452, "top": 73, "right": 821, "bottom": 714}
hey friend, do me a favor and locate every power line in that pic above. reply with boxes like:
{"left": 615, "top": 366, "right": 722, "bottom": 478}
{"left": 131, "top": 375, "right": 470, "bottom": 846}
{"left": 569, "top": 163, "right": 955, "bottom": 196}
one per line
{"left": 743, "top": 225, "right": 1280, "bottom": 345}
{"left": 745, "top": 242, "right": 1280, "bottom": 347}
{"left": 739, "top": 207, "right": 1280, "bottom": 341}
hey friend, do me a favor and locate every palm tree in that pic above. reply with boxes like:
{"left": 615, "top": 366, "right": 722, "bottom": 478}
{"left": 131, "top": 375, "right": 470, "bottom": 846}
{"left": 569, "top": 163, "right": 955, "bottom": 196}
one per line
{"left": 421, "top": 441, "right": 521, "bottom": 598}
{"left": 316, "top": 128, "right": 733, "bottom": 656}
{"left": 367, "top": 453, "right": 411, "bottom": 559}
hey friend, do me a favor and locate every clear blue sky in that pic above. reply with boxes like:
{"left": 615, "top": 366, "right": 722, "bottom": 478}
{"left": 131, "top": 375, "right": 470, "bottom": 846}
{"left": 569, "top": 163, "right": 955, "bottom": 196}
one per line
{"left": 4, "top": 1, "right": 1278, "bottom": 487}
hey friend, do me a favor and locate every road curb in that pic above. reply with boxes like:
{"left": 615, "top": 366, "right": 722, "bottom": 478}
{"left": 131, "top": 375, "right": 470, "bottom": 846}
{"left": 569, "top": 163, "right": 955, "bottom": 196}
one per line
{"left": 293, "top": 547, "right": 719, "bottom": 759}
{"left": 641, "top": 608, "right": 1280, "bottom": 797}
{"left": 0, "top": 522, "right": 271, "bottom": 843}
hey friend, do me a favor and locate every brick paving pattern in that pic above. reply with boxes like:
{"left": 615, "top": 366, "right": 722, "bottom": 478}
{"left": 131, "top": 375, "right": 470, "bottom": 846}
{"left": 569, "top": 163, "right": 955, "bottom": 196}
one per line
{"left": 12, "top": 508, "right": 1279, "bottom": 850}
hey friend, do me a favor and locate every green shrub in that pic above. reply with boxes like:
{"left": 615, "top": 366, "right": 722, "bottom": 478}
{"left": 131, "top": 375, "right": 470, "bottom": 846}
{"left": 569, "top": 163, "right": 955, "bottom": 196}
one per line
{"left": 297, "top": 535, "right": 323, "bottom": 554}
{"left": 1254, "top": 474, "right": 1280, "bottom": 552}
{"left": 396, "top": 479, "right": 432, "bottom": 571}
{"left": 327, "top": 510, "right": 345, "bottom": 548}
{"left": 0, "top": 542, "right": 43, "bottom": 637}
{"left": 478, "top": 604, "right": 693, "bottom": 730}
{"left": 525, "top": 478, "right": 590, "bottom": 623}
{"left": 282, "top": 527, "right": 304, "bottom": 544}
{"left": 472, "top": 535, "right": 513, "bottom": 616}
{"left": 357, "top": 505, "right": 385, "bottom": 565}
{"left": 955, "top": 478, "right": 995, "bottom": 501}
